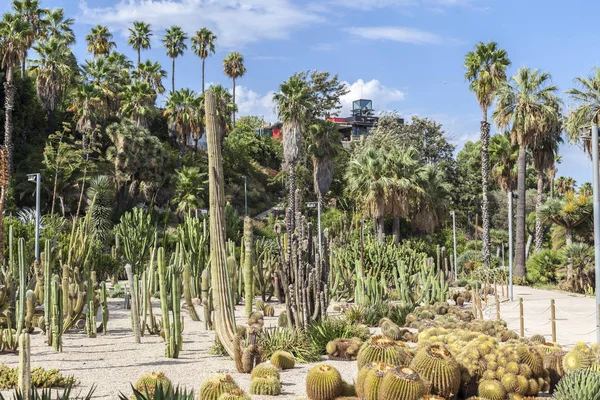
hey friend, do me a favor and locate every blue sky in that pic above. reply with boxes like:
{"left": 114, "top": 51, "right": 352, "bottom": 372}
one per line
{"left": 2, "top": 0, "right": 597, "bottom": 185}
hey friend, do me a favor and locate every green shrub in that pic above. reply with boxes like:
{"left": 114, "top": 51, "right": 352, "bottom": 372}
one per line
{"left": 4, "top": 383, "right": 95, "bottom": 400}
{"left": 0, "top": 365, "right": 77, "bottom": 389}
{"left": 119, "top": 384, "right": 194, "bottom": 400}
{"left": 306, "top": 317, "right": 371, "bottom": 354}
{"left": 259, "top": 327, "right": 321, "bottom": 363}
{"left": 526, "top": 248, "right": 562, "bottom": 284}
{"left": 343, "top": 303, "right": 411, "bottom": 327}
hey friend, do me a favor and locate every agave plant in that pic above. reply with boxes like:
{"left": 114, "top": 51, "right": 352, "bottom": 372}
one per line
{"left": 119, "top": 384, "right": 194, "bottom": 400}
{"left": 2, "top": 384, "right": 96, "bottom": 400}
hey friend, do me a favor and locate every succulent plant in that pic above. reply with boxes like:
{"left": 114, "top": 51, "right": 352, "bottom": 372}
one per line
{"left": 339, "top": 381, "right": 356, "bottom": 397}
{"left": 134, "top": 372, "right": 172, "bottom": 399}
{"left": 264, "top": 305, "right": 275, "bottom": 317}
{"left": 543, "top": 351, "right": 565, "bottom": 392}
{"left": 326, "top": 338, "right": 362, "bottom": 361}
{"left": 410, "top": 343, "right": 461, "bottom": 398}
{"left": 305, "top": 364, "right": 342, "bottom": 400}
{"left": 362, "top": 362, "right": 395, "bottom": 400}
{"left": 563, "top": 347, "right": 594, "bottom": 374}
{"left": 278, "top": 313, "right": 288, "bottom": 328}
{"left": 217, "top": 388, "right": 251, "bottom": 400}
{"left": 271, "top": 350, "right": 296, "bottom": 370}
{"left": 477, "top": 379, "right": 506, "bottom": 400}
{"left": 377, "top": 366, "right": 427, "bottom": 400}
{"left": 249, "top": 375, "right": 281, "bottom": 396}
{"left": 199, "top": 374, "right": 239, "bottom": 400}
{"left": 248, "top": 311, "right": 265, "bottom": 328}
{"left": 530, "top": 334, "right": 546, "bottom": 344}
{"left": 553, "top": 369, "right": 600, "bottom": 400}
{"left": 251, "top": 363, "right": 280, "bottom": 380}
{"left": 357, "top": 335, "right": 412, "bottom": 369}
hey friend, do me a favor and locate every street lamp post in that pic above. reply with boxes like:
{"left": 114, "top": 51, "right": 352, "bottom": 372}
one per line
{"left": 243, "top": 175, "right": 248, "bottom": 217}
{"left": 508, "top": 191, "right": 514, "bottom": 301}
{"left": 307, "top": 201, "right": 322, "bottom": 259}
{"left": 451, "top": 211, "right": 458, "bottom": 281}
{"left": 27, "top": 173, "right": 41, "bottom": 261}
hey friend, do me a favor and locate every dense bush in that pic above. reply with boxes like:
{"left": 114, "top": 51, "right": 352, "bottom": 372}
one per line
{"left": 306, "top": 317, "right": 371, "bottom": 354}
{"left": 343, "top": 302, "right": 411, "bottom": 327}
{"left": 526, "top": 248, "right": 562, "bottom": 284}
{"left": 259, "top": 328, "right": 321, "bottom": 363}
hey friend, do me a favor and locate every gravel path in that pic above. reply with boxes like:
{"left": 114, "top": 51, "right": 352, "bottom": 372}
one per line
{"left": 1, "top": 297, "right": 358, "bottom": 399}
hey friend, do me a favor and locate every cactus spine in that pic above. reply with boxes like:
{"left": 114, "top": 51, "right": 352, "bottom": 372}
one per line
{"left": 244, "top": 217, "right": 253, "bottom": 317}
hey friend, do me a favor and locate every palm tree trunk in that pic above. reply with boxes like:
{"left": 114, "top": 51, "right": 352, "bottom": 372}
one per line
{"left": 566, "top": 228, "right": 573, "bottom": 281}
{"left": 137, "top": 49, "right": 141, "bottom": 70}
{"left": 205, "top": 89, "right": 236, "bottom": 358}
{"left": 515, "top": 144, "right": 527, "bottom": 277}
{"left": 393, "top": 217, "right": 400, "bottom": 245}
{"left": 232, "top": 77, "right": 236, "bottom": 128}
{"left": 480, "top": 119, "right": 491, "bottom": 267}
{"left": 202, "top": 58, "right": 205, "bottom": 94}
{"left": 377, "top": 217, "right": 385, "bottom": 244}
{"left": 550, "top": 170, "right": 555, "bottom": 199}
{"left": 534, "top": 169, "right": 544, "bottom": 252}
{"left": 171, "top": 57, "right": 175, "bottom": 93}
{"left": 4, "top": 65, "right": 15, "bottom": 178}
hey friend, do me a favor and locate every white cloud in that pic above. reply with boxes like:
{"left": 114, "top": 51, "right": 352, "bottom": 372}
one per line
{"left": 233, "top": 86, "right": 277, "bottom": 122}
{"left": 312, "top": 42, "right": 339, "bottom": 52}
{"left": 339, "top": 79, "right": 405, "bottom": 115}
{"left": 78, "top": 0, "right": 321, "bottom": 48}
{"left": 345, "top": 26, "right": 445, "bottom": 45}
{"left": 330, "top": 0, "right": 479, "bottom": 10}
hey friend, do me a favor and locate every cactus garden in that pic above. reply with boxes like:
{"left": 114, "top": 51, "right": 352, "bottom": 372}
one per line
{"left": 3, "top": 0, "right": 600, "bottom": 399}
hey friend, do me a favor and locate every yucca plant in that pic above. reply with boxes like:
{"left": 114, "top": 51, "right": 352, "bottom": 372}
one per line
{"left": 2, "top": 384, "right": 95, "bottom": 400}
{"left": 119, "top": 383, "right": 194, "bottom": 400}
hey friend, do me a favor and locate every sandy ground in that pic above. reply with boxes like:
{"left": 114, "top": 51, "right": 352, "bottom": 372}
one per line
{"left": 1, "top": 297, "right": 358, "bottom": 399}
{"left": 482, "top": 285, "right": 598, "bottom": 347}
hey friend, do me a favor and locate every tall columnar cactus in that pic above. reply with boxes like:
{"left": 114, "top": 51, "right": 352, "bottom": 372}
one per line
{"left": 50, "top": 276, "right": 62, "bottom": 352}
{"left": 183, "top": 255, "right": 200, "bottom": 321}
{"left": 24, "top": 290, "right": 35, "bottom": 333}
{"left": 18, "top": 332, "right": 31, "bottom": 400}
{"left": 125, "top": 264, "right": 141, "bottom": 344}
{"left": 169, "top": 269, "right": 182, "bottom": 358}
{"left": 100, "top": 281, "right": 108, "bottom": 334}
{"left": 16, "top": 238, "right": 27, "bottom": 338}
{"left": 201, "top": 268, "right": 213, "bottom": 330}
{"left": 244, "top": 217, "right": 254, "bottom": 318}
{"left": 42, "top": 241, "right": 51, "bottom": 336}
{"left": 205, "top": 89, "right": 237, "bottom": 358}
{"left": 86, "top": 299, "right": 97, "bottom": 338}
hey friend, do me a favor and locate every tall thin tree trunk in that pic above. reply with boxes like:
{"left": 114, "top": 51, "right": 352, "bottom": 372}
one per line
{"left": 566, "top": 228, "right": 573, "bottom": 281}
{"left": 232, "top": 77, "right": 236, "bottom": 128}
{"left": 51, "top": 171, "right": 59, "bottom": 215}
{"left": 171, "top": 57, "right": 175, "bottom": 93}
{"left": 377, "top": 217, "right": 384, "bottom": 244}
{"left": 515, "top": 144, "right": 527, "bottom": 277}
{"left": 393, "top": 217, "right": 400, "bottom": 245}
{"left": 202, "top": 58, "right": 205, "bottom": 94}
{"left": 287, "top": 165, "right": 296, "bottom": 235}
{"left": 206, "top": 89, "right": 236, "bottom": 358}
{"left": 550, "top": 170, "right": 555, "bottom": 199}
{"left": 4, "top": 65, "right": 15, "bottom": 178}
{"left": 137, "top": 49, "right": 140, "bottom": 70}
{"left": 534, "top": 169, "right": 544, "bottom": 252}
{"left": 480, "top": 116, "right": 491, "bottom": 267}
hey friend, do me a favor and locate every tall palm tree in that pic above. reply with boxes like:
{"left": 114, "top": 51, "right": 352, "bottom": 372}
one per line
{"left": 308, "top": 120, "right": 342, "bottom": 202}
{"left": 82, "top": 55, "right": 120, "bottom": 119}
{"left": 128, "top": 21, "right": 152, "bottom": 67}
{"left": 548, "top": 155, "right": 562, "bottom": 199}
{"left": 579, "top": 182, "right": 593, "bottom": 196}
{"left": 28, "top": 37, "right": 73, "bottom": 129}
{"left": 346, "top": 148, "right": 392, "bottom": 243}
{"left": 164, "top": 88, "right": 202, "bottom": 161}
{"left": 389, "top": 146, "right": 422, "bottom": 242}
{"left": 273, "top": 75, "right": 313, "bottom": 234}
{"left": 191, "top": 28, "right": 217, "bottom": 94}
{"left": 44, "top": 8, "right": 74, "bottom": 45}
{"left": 464, "top": 41, "right": 511, "bottom": 267}
{"left": 494, "top": 67, "right": 559, "bottom": 277}
{"left": 162, "top": 25, "right": 187, "bottom": 93}
{"left": 0, "top": 12, "right": 33, "bottom": 175}
{"left": 489, "top": 132, "right": 519, "bottom": 193}
{"left": 223, "top": 52, "right": 246, "bottom": 127}
{"left": 12, "top": 0, "right": 47, "bottom": 77}
{"left": 85, "top": 25, "right": 116, "bottom": 57}
{"left": 68, "top": 84, "right": 101, "bottom": 136}
{"left": 412, "top": 164, "right": 452, "bottom": 234}
{"left": 121, "top": 80, "right": 155, "bottom": 128}
{"left": 566, "top": 67, "right": 600, "bottom": 159}
{"left": 133, "top": 59, "right": 166, "bottom": 99}
{"left": 206, "top": 84, "right": 235, "bottom": 133}
{"left": 532, "top": 97, "right": 563, "bottom": 252}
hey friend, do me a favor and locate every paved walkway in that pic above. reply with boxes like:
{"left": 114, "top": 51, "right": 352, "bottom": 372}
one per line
{"left": 482, "top": 285, "right": 598, "bottom": 348}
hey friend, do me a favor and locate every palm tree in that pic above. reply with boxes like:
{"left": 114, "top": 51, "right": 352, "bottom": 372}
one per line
{"left": 308, "top": 120, "right": 342, "bottom": 202}
{"left": 532, "top": 97, "right": 563, "bottom": 252}
{"left": 162, "top": 25, "right": 187, "bottom": 93}
{"left": 0, "top": 12, "right": 33, "bottom": 175}
{"left": 128, "top": 21, "right": 152, "bottom": 67}
{"left": 28, "top": 37, "right": 73, "bottom": 130}
{"left": 548, "top": 155, "right": 562, "bottom": 199}
{"left": 82, "top": 55, "right": 120, "bottom": 119}
{"left": 121, "top": 80, "right": 155, "bottom": 128}
{"left": 540, "top": 192, "right": 592, "bottom": 280}
{"left": 44, "top": 8, "right": 74, "bottom": 45}
{"left": 566, "top": 67, "right": 600, "bottom": 159}
{"left": 464, "top": 41, "right": 511, "bottom": 267}
{"left": 12, "top": 0, "right": 47, "bottom": 76}
{"left": 412, "top": 164, "right": 452, "bottom": 235}
{"left": 133, "top": 60, "right": 166, "bottom": 99}
{"left": 346, "top": 148, "right": 392, "bottom": 243}
{"left": 191, "top": 28, "right": 217, "bottom": 94}
{"left": 555, "top": 176, "right": 575, "bottom": 197}
{"left": 494, "top": 67, "right": 559, "bottom": 277}
{"left": 273, "top": 75, "right": 313, "bottom": 234}
{"left": 164, "top": 88, "right": 202, "bottom": 161}
{"left": 85, "top": 25, "right": 116, "bottom": 57}
{"left": 489, "top": 132, "right": 518, "bottom": 193}
{"left": 223, "top": 52, "right": 246, "bottom": 127}
{"left": 173, "top": 166, "right": 208, "bottom": 215}
{"left": 579, "top": 182, "right": 593, "bottom": 196}
{"left": 206, "top": 84, "right": 235, "bottom": 133}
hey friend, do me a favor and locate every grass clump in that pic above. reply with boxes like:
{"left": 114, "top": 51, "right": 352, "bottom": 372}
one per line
{"left": 259, "top": 327, "right": 321, "bottom": 363}
{"left": 306, "top": 317, "right": 371, "bottom": 354}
